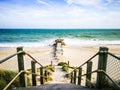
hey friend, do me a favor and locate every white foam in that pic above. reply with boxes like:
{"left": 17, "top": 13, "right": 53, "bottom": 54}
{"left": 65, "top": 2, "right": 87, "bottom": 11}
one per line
{"left": 64, "top": 38, "right": 120, "bottom": 46}
{"left": 0, "top": 39, "right": 55, "bottom": 48}
{"left": 0, "top": 38, "right": 120, "bottom": 48}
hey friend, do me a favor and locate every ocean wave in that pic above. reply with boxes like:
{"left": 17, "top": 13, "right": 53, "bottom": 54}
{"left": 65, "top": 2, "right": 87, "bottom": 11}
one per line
{"left": 64, "top": 38, "right": 120, "bottom": 46}
{"left": 0, "top": 38, "right": 120, "bottom": 48}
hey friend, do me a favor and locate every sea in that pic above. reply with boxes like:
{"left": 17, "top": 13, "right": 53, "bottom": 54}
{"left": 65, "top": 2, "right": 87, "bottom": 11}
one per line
{"left": 0, "top": 29, "right": 120, "bottom": 48}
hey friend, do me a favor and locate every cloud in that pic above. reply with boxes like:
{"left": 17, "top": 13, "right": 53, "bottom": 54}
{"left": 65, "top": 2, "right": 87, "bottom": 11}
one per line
{"left": 66, "top": 0, "right": 102, "bottom": 6}
{"left": 36, "top": 0, "right": 50, "bottom": 6}
{"left": 65, "top": 0, "right": 120, "bottom": 9}
{"left": 0, "top": 0, "right": 120, "bottom": 28}
{"left": 0, "top": 4, "right": 120, "bottom": 28}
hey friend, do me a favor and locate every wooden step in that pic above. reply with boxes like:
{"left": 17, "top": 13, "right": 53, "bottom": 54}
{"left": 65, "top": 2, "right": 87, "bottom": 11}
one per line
{"left": 17, "top": 84, "right": 99, "bottom": 90}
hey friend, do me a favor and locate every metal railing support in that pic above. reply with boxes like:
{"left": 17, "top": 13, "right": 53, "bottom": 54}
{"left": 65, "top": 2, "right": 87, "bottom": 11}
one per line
{"left": 96, "top": 47, "right": 108, "bottom": 88}
{"left": 17, "top": 47, "right": 26, "bottom": 87}
{"left": 31, "top": 61, "right": 36, "bottom": 86}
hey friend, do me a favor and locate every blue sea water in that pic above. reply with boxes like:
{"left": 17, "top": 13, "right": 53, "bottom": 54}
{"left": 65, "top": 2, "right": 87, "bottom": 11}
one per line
{"left": 0, "top": 29, "right": 120, "bottom": 47}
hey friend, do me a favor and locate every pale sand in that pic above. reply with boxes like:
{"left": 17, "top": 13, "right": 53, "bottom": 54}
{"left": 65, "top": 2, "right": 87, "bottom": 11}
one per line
{"left": 0, "top": 45, "right": 120, "bottom": 71}
{"left": 0, "top": 45, "right": 120, "bottom": 84}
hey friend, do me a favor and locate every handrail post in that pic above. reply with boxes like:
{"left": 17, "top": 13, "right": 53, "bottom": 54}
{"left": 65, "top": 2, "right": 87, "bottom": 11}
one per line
{"left": 86, "top": 61, "right": 92, "bottom": 87}
{"left": 51, "top": 61, "right": 53, "bottom": 66}
{"left": 73, "top": 69, "right": 77, "bottom": 84}
{"left": 71, "top": 72, "right": 73, "bottom": 83}
{"left": 40, "top": 67, "right": 44, "bottom": 85}
{"left": 68, "top": 61, "right": 69, "bottom": 67}
{"left": 17, "top": 47, "right": 26, "bottom": 87}
{"left": 31, "top": 61, "right": 36, "bottom": 86}
{"left": 44, "top": 70, "right": 48, "bottom": 82}
{"left": 96, "top": 47, "right": 108, "bottom": 88}
{"left": 78, "top": 67, "right": 82, "bottom": 85}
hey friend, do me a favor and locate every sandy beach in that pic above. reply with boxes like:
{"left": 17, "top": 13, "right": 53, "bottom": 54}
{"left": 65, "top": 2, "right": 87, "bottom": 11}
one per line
{"left": 0, "top": 45, "right": 120, "bottom": 71}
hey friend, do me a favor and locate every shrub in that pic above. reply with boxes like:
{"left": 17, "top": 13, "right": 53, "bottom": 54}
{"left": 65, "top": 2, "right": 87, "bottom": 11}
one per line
{"left": 58, "top": 62, "right": 68, "bottom": 66}
{"left": 65, "top": 73, "right": 71, "bottom": 78}
{"left": 0, "top": 78, "right": 7, "bottom": 90}
{"left": 62, "top": 64, "right": 69, "bottom": 73}
{"left": 0, "top": 69, "right": 31, "bottom": 89}
{"left": 69, "top": 66, "right": 76, "bottom": 69}
{"left": 44, "top": 65, "right": 55, "bottom": 72}
{"left": 58, "top": 62, "right": 69, "bottom": 73}
{"left": 0, "top": 69, "right": 19, "bottom": 90}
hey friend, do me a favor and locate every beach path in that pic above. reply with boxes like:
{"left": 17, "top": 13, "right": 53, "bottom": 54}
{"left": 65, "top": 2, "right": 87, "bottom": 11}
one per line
{"left": 19, "top": 65, "right": 98, "bottom": 90}
{"left": 48, "top": 66, "right": 70, "bottom": 84}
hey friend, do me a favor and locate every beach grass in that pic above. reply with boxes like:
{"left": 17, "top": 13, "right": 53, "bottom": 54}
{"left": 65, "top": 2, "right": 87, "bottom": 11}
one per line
{"left": 0, "top": 69, "right": 31, "bottom": 90}
{"left": 0, "top": 69, "right": 19, "bottom": 90}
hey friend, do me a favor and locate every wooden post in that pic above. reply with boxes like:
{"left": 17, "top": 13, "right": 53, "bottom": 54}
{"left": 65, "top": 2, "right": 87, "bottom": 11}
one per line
{"left": 44, "top": 70, "right": 47, "bottom": 82}
{"left": 31, "top": 61, "right": 36, "bottom": 86}
{"left": 86, "top": 61, "right": 92, "bottom": 87}
{"left": 68, "top": 61, "right": 69, "bottom": 67}
{"left": 78, "top": 68, "right": 82, "bottom": 85}
{"left": 71, "top": 72, "right": 73, "bottom": 83}
{"left": 51, "top": 61, "right": 53, "bottom": 66}
{"left": 17, "top": 47, "right": 26, "bottom": 87}
{"left": 40, "top": 67, "right": 44, "bottom": 85}
{"left": 73, "top": 69, "right": 77, "bottom": 84}
{"left": 96, "top": 47, "right": 108, "bottom": 88}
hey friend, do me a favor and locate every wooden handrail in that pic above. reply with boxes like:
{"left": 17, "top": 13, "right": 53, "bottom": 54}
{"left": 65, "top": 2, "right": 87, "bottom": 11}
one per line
{"left": 3, "top": 70, "right": 48, "bottom": 90}
{"left": 78, "top": 52, "right": 99, "bottom": 68}
{"left": 0, "top": 49, "right": 49, "bottom": 69}
{"left": 3, "top": 70, "right": 26, "bottom": 90}
{"left": 70, "top": 47, "right": 120, "bottom": 89}
{"left": 70, "top": 52, "right": 99, "bottom": 73}
{"left": 0, "top": 47, "right": 50, "bottom": 89}
{"left": 74, "top": 70, "right": 120, "bottom": 89}
{"left": 0, "top": 51, "right": 24, "bottom": 64}
{"left": 24, "top": 52, "right": 50, "bottom": 72}
{"left": 25, "top": 52, "right": 43, "bottom": 67}
{"left": 108, "top": 52, "right": 120, "bottom": 60}
{"left": 26, "top": 71, "right": 48, "bottom": 78}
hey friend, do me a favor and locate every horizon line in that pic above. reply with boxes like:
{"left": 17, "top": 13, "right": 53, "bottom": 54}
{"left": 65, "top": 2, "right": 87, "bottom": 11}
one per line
{"left": 0, "top": 28, "right": 120, "bottom": 30}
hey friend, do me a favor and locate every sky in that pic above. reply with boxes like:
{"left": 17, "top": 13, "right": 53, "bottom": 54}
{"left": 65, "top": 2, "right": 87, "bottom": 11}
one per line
{"left": 0, "top": 0, "right": 120, "bottom": 29}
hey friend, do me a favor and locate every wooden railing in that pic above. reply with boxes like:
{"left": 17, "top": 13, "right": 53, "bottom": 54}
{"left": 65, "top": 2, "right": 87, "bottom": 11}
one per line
{"left": 1, "top": 46, "right": 120, "bottom": 90}
{"left": 70, "top": 47, "right": 120, "bottom": 90}
{"left": 0, "top": 47, "right": 50, "bottom": 90}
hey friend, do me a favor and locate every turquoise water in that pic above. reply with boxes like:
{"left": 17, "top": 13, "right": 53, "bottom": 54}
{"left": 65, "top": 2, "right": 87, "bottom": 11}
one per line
{"left": 0, "top": 29, "right": 120, "bottom": 47}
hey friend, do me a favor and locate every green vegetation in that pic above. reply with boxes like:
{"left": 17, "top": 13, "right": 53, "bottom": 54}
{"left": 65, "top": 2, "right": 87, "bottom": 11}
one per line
{"left": 0, "top": 69, "right": 31, "bottom": 90}
{"left": 65, "top": 73, "right": 71, "bottom": 78}
{"left": 44, "top": 65, "right": 55, "bottom": 72}
{"left": 58, "top": 62, "right": 78, "bottom": 78}
{"left": 58, "top": 62, "right": 69, "bottom": 72}
{"left": 58, "top": 62, "right": 68, "bottom": 66}
{"left": 26, "top": 65, "right": 54, "bottom": 83}
{"left": 44, "top": 65, "right": 55, "bottom": 82}
{"left": 27, "top": 65, "right": 55, "bottom": 73}
{"left": 58, "top": 62, "right": 77, "bottom": 72}
{"left": 0, "top": 69, "right": 19, "bottom": 90}
{"left": 62, "top": 64, "right": 69, "bottom": 73}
